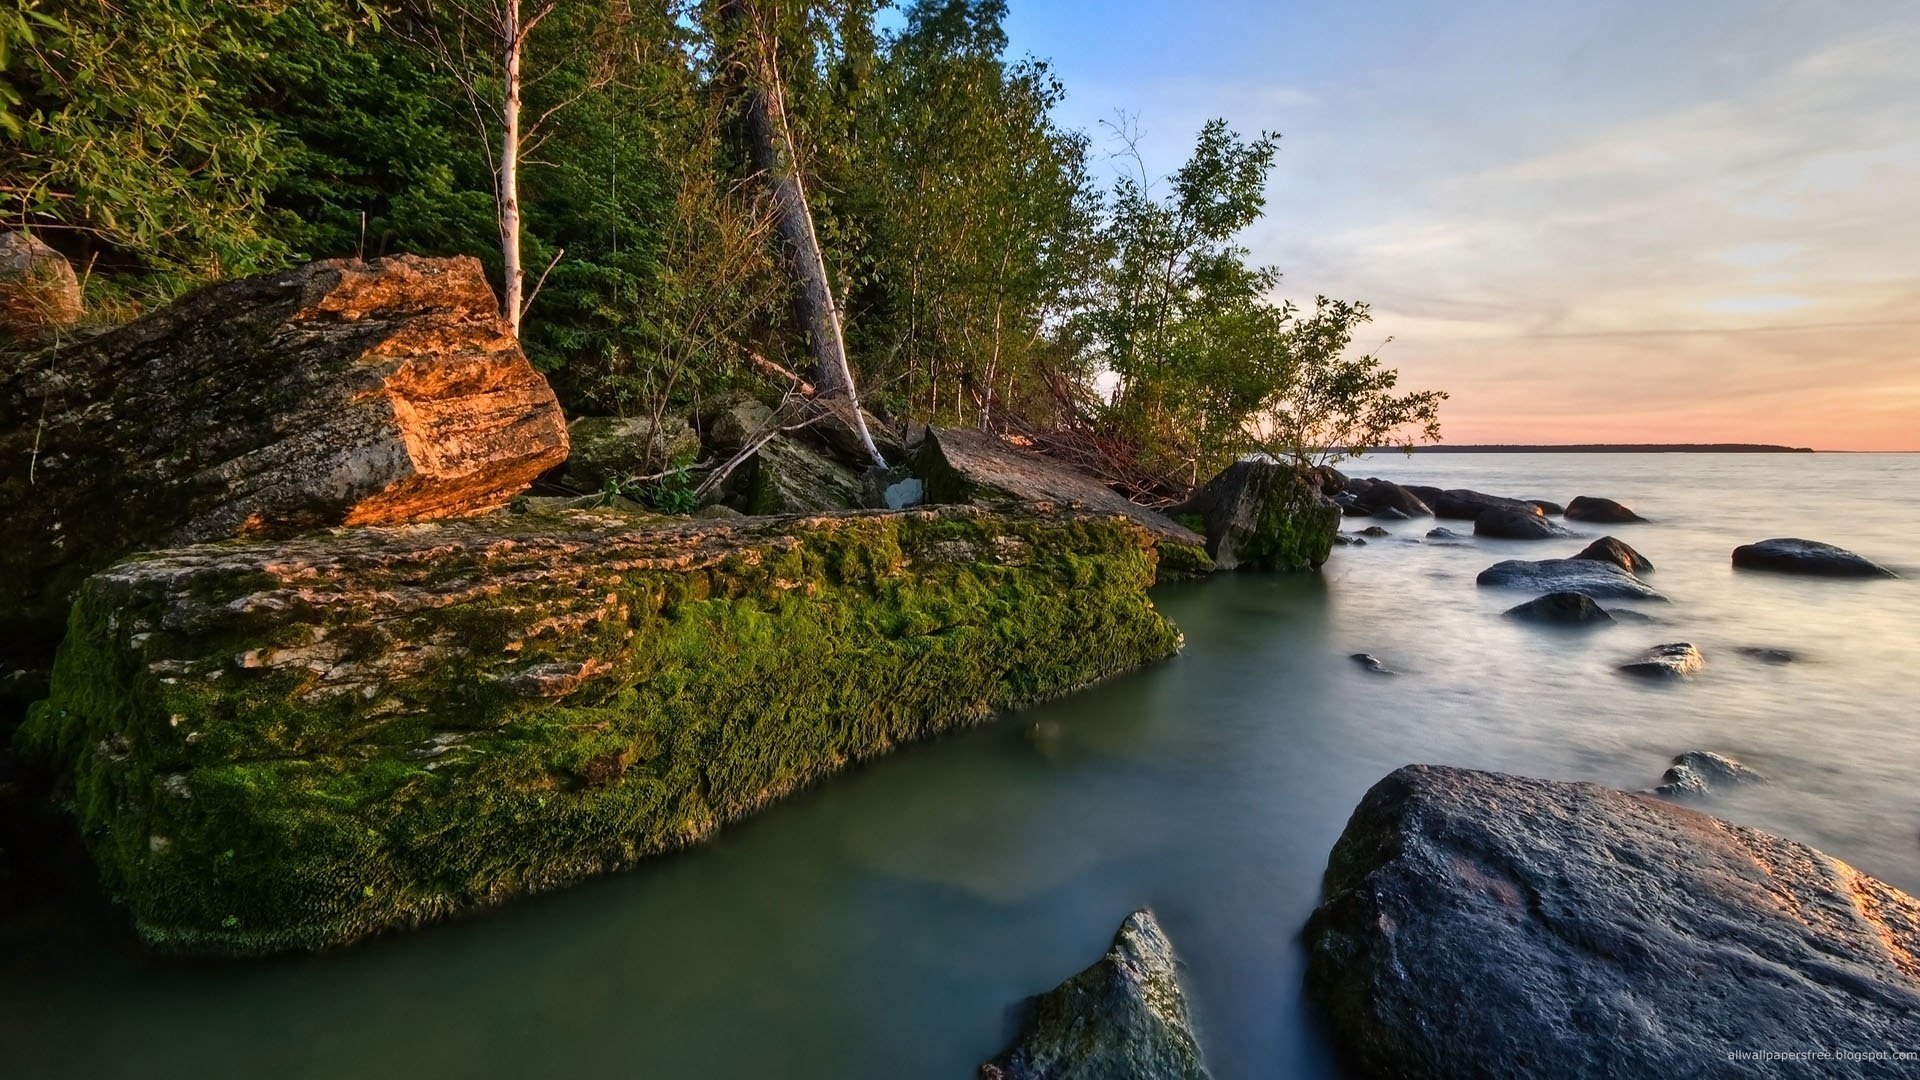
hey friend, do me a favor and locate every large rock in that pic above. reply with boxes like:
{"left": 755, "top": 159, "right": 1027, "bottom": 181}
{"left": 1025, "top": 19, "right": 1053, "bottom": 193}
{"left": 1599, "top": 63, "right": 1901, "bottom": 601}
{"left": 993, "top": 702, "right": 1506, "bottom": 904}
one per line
{"left": 1564, "top": 495, "right": 1646, "bottom": 523}
{"left": 744, "top": 434, "right": 864, "bottom": 514}
{"left": 1572, "top": 535, "right": 1653, "bottom": 574}
{"left": 1476, "top": 557, "right": 1666, "bottom": 600}
{"left": 0, "top": 230, "right": 83, "bottom": 336}
{"left": 1306, "top": 765, "right": 1920, "bottom": 1079}
{"left": 13, "top": 506, "right": 1181, "bottom": 954}
{"left": 1352, "top": 479, "right": 1432, "bottom": 518}
{"left": 1172, "top": 460, "right": 1340, "bottom": 572}
{"left": 0, "top": 255, "right": 568, "bottom": 672}
{"left": 1473, "top": 508, "right": 1574, "bottom": 540}
{"left": 981, "top": 910, "right": 1210, "bottom": 1080}
{"left": 1732, "top": 538, "right": 1897, "bottom": 578}
{"left": 918, "top": 428, "right": 1208, "bottom": 575}
{"left": 563, "top": 415, "right": 702, "bottom": 489}
{"left": 1405, "top": 486, "right": 1542, "bottom": 521}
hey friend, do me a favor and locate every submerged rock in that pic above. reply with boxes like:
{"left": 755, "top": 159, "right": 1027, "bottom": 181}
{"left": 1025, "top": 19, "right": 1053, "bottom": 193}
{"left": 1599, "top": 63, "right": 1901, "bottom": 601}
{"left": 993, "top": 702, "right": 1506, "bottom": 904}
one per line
{"left": 1305, "top": 765, "right": 1920, "bottom": 1080}
{"left": 1732, "top": 538, "right": 1897, "bottom": 578}
{"left": 1168, "top": 460, "right": 1338, "bottom": 572}
{"left": 1564, "top": 495, "right": 1646, "bottom": 523}
{"left": 0, "top": 255, "right": 569, "bottom": 672}
{"left": 1652, "top": 751, "right": 1766, "bottom": 797}
{"left": 1734, "top": 645, "right": 1800, "bottom": 664}
{"left": 1620, "top": 642, "right": 1704, "bottom": 678}
{"left": 1572, "top": 535, "right": 1653, "bottom": 574}
{"left": 1503, "top": 591, "right": 1613, "bottom": 624}
{"left": 980, "top": 910, "right": 1210, "bottom": 1080}
{"left": 1473, "top": 508, "right": 1574, "bottom": 540}
{"left": 14, "top": 507, "right": 1182, "bottom": 954}
{"left": 1350, "top": 653, "right": 1396, "bottom": 675}
{"left": 1476, "top": 558, "right": 1665, "bottom": 600}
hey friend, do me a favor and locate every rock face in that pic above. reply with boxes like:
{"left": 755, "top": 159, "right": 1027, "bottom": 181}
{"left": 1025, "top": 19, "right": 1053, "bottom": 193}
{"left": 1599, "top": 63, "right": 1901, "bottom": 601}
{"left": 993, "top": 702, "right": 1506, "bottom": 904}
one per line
{"left": 562, "top": 415, "right": 702, "bottom": 489}
{"left": 918, "top": 428, "right": 1208, "bottom": 577}
{"left": 981, "top": 910, "right": 1210, "bottom": 1080}
{"left": 14, "top": 506, "right": 1182, "bottom": 954}
{"left": 0, "top": 230, "right": 83, "bottom": 336}
{"left": 1172, "top": 460, "right": 1341, "bottom": 572}
{"left": 1732, "top": 538, "right": 1897, "bottom": 578}
{"left": 1572, "top": 535, "right": 1653, "bottom": 574}
{"left": 1473, "top": 508, "right": 1574, "bottom": 540}
{"left": 1306, "top": 765, "right": 1920, "bottom": 1080}
{"left": 1405, "top": 486, "right": 1541, "bottom": 521}
{"left": 1476, "top": 557, "right": 1665, "bottom": 600}
{"left": 1653, "top": 751, "right": 1765, "bottom": 797}
{"left": 1620, "top": 642, "right": 1704, "bottom": 678}
{"left": 0, "top": 255, "right": 569, "bottom": 671}
{"left": 1564, "top": 495, "right": 1645, "bottom": 523}
{"left": 1503, "top": 591, "right": 1613, "bottom": 624}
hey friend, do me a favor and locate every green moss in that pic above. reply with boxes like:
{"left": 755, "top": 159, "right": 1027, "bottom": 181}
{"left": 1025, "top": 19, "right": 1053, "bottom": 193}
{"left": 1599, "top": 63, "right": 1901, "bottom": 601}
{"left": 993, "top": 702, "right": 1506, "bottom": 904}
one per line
{"left": 18, "top": 510, "right": 1181, "bottom": 954}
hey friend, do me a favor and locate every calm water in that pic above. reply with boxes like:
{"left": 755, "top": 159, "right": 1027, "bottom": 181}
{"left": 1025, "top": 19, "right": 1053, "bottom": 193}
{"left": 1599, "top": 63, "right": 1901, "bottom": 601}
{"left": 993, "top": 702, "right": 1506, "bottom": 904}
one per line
{"left": 3, "top": 453, "right": 1917, "bottom": 1078}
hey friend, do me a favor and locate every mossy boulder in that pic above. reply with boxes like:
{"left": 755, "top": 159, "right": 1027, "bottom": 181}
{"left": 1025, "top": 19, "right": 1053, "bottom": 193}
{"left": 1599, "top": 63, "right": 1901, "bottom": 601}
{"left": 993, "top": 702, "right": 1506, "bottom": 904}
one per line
{"left": 562, "top": 415, "right": 702, "bottom": 489}
{"left": 982, "top": 909, "right": 1211, "bottom": 1080}
{"left": 745, "top": 435, "right": 864, "bottom": 514}
{"left": 15, "top": 506, "right": 1180, "bottom": 954}
{"left": 1172, "top": 460, "right": 1339, "bottom": 571}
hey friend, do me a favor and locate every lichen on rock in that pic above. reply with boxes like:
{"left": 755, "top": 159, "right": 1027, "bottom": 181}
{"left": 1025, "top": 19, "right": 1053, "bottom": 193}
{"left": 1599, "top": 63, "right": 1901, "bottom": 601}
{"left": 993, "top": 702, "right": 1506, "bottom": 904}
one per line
{"left": 16, "top": 506, "right": 1181, "bottom": 954}
{"left": 1171, "top": 459, "right": 1339, "bottom": 571}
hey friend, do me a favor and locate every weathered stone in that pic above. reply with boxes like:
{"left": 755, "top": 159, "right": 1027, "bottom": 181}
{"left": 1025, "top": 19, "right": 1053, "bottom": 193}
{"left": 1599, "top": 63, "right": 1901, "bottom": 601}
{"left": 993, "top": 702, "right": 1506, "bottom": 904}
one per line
{"left": 1564, "top": 495, "right": 1646, "bottom": 523}
{"left": 1171, "top": 460, "right": 1340, "bottom": 572}
{"left": 0, "top": 255, "right": 568, "bottom": 671}
{"left": 1732, "top": 538, "right": 1897, "bottom": 578}
{"left": 745, "top": 435, "right": 863, "bottom": 515}
{"left": 1474, "top": 508, "right": 1574, "bottom": 540}
{"left": 563, "top": 415, "right": 702, "bottom": 489}
{"left": 1306, "top": 765, "right": 1920, "bottom": 1080}
{"left": 0, "top": 230, "right": 82, "bottom": 336}
{"left": 1620, "top": 641, "right": 1704, "bottom": 678}
{"left": 701, "top": 396, "right": 780, "bottom": 451}
{"left": 14, "top": 506, "right": 1182, "bottom": 954}
{"left": 1477, "top": 557, "right": 1666, "bottom": 600}
{"left": 1405, "top": 486, "right": 1541, "bottom": 521}
{"left": 1652, "top": 750, "right": 1765, "bottom": 797}
{"left": 1352, "top": 478, "right": 1431, "bottom": 518}
{"left": 917, "top": 428, "right": 1207, "bottom": 574}
{"left": 981, "top": 910, "right": 1210, "bottom": 1080}
{"left": 1572, "top": 535, "right": 1653, "bottom": 574}
{"left": 1503, "top": 591, "right": 1613, "bottom": 624}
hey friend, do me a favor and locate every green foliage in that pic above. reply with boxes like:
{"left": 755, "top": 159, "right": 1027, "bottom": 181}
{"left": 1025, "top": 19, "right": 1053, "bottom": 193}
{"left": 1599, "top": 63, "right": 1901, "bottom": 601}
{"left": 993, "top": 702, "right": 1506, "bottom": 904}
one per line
{"left": 1259, "top": 297, "right": 1447, "bottom": 465}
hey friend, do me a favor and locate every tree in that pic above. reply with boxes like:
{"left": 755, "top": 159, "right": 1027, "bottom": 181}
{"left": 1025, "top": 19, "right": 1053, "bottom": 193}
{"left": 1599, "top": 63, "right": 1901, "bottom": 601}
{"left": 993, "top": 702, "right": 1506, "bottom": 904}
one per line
{"left": 1259, "top": 297, "right": 1446, "bottom": 465}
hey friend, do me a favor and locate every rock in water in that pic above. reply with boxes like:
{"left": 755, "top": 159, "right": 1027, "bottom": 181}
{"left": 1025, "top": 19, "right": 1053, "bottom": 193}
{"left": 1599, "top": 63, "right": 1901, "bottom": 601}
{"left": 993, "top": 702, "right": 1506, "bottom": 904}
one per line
{"left": 981, "top": 910, "right": 1210, "bottom": 1080}
{"left": 1732, "top": 538, "right": 1897, "bottom": 578}
{"left": 13, "top": 507, "right": 1182, "bottom": 954}
{"left": 1357, "top": 525, "right": 1390, "bottom": 538}
{"left": 1564, "top": 495, "right": 1646, "bottom": 523}
{"left": 0, "top": 255, "right": 568, "bottom": 671}
{"left": 1305, "top": 765, "right": 1920, "bottom": 1079}
{"left": 1620, "top": 642, "right": 1704, "bottom": 677}
{"left": 1525, "top": 499, "right": 1564, "bottom": 516}
{"left": 1503, "top": 591, "right": 1613, "bottom": 624}
{"left": 0, "top": 230, "right": 83, "bottom": 335}
{"left": 1169, "top": 460, "right": 1340, "bottom": 572}
{"left": 1352, "top": 479, "right": 1431, "bottom": 518}
{"left": 1350, "top": 653, "right": 1396, "bottom": 675}
{"left": 1424, "top": 527, "right": 1466, "bottom": 541}
{"left": 1404, "top": 486, "right": 1542, "bottom": 521}
{"left": 1476, "top": 558, "right": 1665, "bottom": 600}
{"left": 1572, "top": 535, "right": 1653, "bottom": 574}
{"left": 918, "top": 428, "right": 1208, "bottom": 577}
{"left": 1473, "top": 508, "right": 1574, "bottom": 540}
{"left": 1653, "top": 751, "right": 1765, "bottom": 797}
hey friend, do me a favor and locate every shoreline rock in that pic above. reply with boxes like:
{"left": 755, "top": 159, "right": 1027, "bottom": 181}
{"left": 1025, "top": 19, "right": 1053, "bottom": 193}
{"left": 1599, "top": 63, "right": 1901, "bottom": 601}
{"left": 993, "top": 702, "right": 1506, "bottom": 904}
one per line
{"left": 1732, "top": 538, "right": 1897, "bottom": 578}
{"left": 1169, "top": 460, "right": 1339, "bottom": 573}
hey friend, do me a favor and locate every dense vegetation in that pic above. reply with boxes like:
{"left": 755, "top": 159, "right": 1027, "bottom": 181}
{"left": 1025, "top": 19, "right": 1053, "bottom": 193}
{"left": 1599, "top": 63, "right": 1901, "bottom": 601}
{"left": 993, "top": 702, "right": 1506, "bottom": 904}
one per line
{"left": 1, "top": 0, "right": 1442, "bottom": 490}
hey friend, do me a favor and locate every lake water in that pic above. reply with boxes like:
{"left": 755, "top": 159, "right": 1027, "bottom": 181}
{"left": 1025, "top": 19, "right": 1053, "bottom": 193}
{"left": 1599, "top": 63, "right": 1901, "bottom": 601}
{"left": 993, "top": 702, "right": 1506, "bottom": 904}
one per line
{"left": 3, "top": 452, "right": 1917, "bottom": 1078}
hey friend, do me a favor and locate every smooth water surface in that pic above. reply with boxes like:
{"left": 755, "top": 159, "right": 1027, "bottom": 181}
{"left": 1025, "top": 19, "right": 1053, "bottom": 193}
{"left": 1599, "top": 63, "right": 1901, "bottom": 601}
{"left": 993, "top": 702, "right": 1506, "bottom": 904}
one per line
{"left": 4, "top": 453, "right": 1917, "bottom": 1078}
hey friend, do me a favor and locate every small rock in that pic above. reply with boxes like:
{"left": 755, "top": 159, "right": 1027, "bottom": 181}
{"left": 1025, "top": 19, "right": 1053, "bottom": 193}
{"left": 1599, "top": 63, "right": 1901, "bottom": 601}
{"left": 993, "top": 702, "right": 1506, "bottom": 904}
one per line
{"left": 1357, "top": 525, "right": 1391, "bottom": 538}
{"left": 1734, "top": 646, "right": 1799, "bottom": 664}
{"left": 1604, "top": 607, "right": 1658, "bottom": 622}
{"left": 1731, "top": 538, "right": 1897, "bottom": 578}
{"left": 1572, "top": 536, "right": 1653, "bottom": 574}
{"left": 1564, "top": 495, "right": 1646, "bottom": 523}
{"left": 1474, "top": 508, "right": 1575, "bottom": 540}
{"left": 1333, "top": 533, "right": 1367, "bottom": 547}
{"left": 1373, "top": 506, "right": 1411, "bottom": 521}
{"left": 1350, "top": 653, "right": 1396, "bottom": 675}
{"left": 1619, "top": 642, "right": 1703, "bottom": 678}
{"left": 1425, "top": 527, "right": 1466, "bottom": 541}
{"left": 1504, "top": 592, "right": 1613, "bottom": 624}
{"left": 1652, "top": 751, "right": 1766, "bottom": 797}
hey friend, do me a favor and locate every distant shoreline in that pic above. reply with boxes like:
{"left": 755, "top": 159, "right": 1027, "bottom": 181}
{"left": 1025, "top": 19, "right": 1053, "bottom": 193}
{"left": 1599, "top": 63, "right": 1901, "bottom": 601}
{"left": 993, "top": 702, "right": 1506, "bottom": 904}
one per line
{"left": 1395, "top": 443, "right": 1816, "bottom": 454}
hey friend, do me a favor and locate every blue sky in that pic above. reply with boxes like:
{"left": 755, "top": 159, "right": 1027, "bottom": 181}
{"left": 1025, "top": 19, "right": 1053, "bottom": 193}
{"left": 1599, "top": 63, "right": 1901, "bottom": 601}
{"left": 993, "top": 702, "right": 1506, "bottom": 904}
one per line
{"left": 999, "top": 0, "right": 1920, "bottom": 448}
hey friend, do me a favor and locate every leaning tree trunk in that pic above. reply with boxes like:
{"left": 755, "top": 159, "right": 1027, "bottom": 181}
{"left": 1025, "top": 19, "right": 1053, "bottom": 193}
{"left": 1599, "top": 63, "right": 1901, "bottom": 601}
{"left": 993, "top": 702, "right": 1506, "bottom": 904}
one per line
{"left": 723, "top": 0, "right": 885, "bottom": 467}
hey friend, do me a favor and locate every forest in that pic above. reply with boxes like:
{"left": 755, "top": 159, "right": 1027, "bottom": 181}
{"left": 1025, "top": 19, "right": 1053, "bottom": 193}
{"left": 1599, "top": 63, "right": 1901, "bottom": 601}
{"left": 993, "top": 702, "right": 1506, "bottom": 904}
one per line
{"left": 0, "top": 0, "right": 1443, "bottom": 497}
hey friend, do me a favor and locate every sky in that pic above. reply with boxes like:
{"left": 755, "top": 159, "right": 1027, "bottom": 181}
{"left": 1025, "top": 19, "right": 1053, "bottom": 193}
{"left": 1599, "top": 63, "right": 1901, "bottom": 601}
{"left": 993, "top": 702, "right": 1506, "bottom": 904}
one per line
{"left": 1000, "top": 0, "right": 1920, "bottom": 450}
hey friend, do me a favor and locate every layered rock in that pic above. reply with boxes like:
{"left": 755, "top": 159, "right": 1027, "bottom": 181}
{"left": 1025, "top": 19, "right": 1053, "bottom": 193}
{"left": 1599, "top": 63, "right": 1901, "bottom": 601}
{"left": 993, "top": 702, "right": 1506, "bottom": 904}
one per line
{"left": 1172, "top": 460, "right": 1340, "bottom": 572}
{"left": 0, "top": 255, "right": 568, "bottom": 671}
{"left": 1306, "top": 765, "right": 1920, "bottom": 1079}
{"left": 14, "top": 506, "right": 1181, "bottom": 954}
{"left": 981, "top": 910, "right": 1210, "bottom": 1080}
{"left": 1732, "top": 538, "right": 1897, "bottom": 578}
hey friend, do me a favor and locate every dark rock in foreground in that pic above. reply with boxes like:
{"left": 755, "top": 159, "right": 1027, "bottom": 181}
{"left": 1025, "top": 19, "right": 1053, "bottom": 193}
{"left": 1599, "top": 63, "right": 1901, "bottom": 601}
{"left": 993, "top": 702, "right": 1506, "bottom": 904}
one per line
{"left": 1169, "top": 460, "right": 1338, "bottom": 572}
{"left": 1732, "top": 538, "right": 1897, "bottom": 578}
{"left": 1473, "top": 508, "right": 1574, "bottom": 540}
{"left": 981, "top": 910, "right": 1210, "bottom": 1080}
{"left": 1653, "top": 751, "right": 1765, "bottom": 797}
{"left": 1306, "top": 765, "right": 1920, "bottom": 1080}
{"left": 1620, "top": 641, "right": 1703, "bottom": 678}
{"left": 1564, "top": 495, "right": 1646, "bottom": 523}
{"left": 1572, "top": 535, "right": 1653, "bottom": 574}
{"left": 1503, "top": 591, "right": 1613, "bottom": 624}
{"left": 1477, "top": 557, "right": 1665, "bottom": 600}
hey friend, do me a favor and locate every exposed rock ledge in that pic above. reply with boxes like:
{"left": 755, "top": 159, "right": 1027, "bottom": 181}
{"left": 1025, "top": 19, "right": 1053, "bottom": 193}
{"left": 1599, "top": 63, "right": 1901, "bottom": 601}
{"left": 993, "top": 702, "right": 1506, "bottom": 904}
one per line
{"left": 15, "top": 506, "right": 1181, "bottom": 954}
{"left": 1306, "top": 765, "right": 1920, "bottom": 1079}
